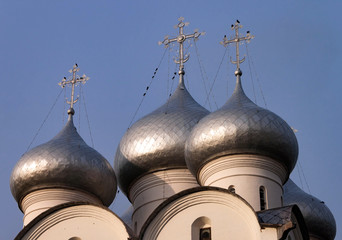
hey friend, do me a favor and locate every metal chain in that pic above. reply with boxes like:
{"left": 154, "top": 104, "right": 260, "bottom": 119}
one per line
{"left": 245, "top": 44, "right": 257, "bottom": 103}
{"left": 164, "top": 69, "right": 178, "bottom": 114}
{"left": 194, "top": 40, "right": 213, "bottom": 111}
{"left": 80, "top": 86, "right": 94, "bottom": 148}
{"left": 78, "top": 84, "right": 81, "bottom": 133}
{"left": 128, "top": 47, "right": 168, "bottom": 129}
{"left": 298, "top": 160, "right": 311, "bottom": 193}
{"left": 245, "top": 44, "right": 268, "bottom": 108}
{"left": 63, "top": 87, "right": 66, "bottom": 124}
{"left": 204, "top": 46, "right": 228, "bottom": 109}
{"left": 167, "top": 47, "right": 170, "bottom": 97}
{"left": 26, "top": 88, "right": 64, "bottom": 152}
{"left": 226, "top": 51, "right": 230, "bottom": 98}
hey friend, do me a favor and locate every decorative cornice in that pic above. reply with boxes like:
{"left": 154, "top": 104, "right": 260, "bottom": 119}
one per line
{"left": 21, "top": 188, "right": 101, "bottom": 213}
{"left": 129, "top": 168, "right": 198, "bottom": 203}
{"left": 198, "top": 154, "right": 288, "bottom": 185}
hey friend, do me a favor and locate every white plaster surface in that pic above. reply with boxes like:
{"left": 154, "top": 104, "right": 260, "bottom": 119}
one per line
{"left": 21, "top": 204, "right": 131, "bottom": 240}
{"left": 129, "top": 168, "right": 199, "bottom": 233}
{"left": 141, "top": 189, "right": 262, "bottom": 240}
{"left": 21, "top": 188, "right": 102, "bottom": 226}
{"left": 199, "top": 154, "right": 285, "bottom": 211}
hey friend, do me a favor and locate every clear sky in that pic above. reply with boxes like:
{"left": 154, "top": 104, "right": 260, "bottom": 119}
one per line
{"left": 1, "top": 1, "right": 341, "bottom": 239}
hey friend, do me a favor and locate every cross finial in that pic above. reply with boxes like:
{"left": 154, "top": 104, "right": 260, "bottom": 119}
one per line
{"left": 58, "top": 64, "right": 89, "bottom": 116}
{"left": 158, "top": 17, "right": 204, "bottom": 87}
{"left": 220, "top": 20, "right": 254, "bottom": 76}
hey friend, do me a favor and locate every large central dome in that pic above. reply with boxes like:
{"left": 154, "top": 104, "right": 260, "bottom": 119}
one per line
{"left": 114, "top": 84, "right": 209, "bottom": 196}
{"left": 185, "top": 77, "right": 298, "bottom": 179}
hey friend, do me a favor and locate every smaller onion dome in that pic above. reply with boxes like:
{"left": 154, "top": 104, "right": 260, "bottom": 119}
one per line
{"left": 114, "top": 83, "right": 209, "bottom": 196}
{"left": 185, "top": 77, "right": 298, "bottom": 179}
{"left": 10, "top": 114, "right": 117, "bottom": 207}
{"left": 283, "top": 179, "right": 336, "bottom": 240}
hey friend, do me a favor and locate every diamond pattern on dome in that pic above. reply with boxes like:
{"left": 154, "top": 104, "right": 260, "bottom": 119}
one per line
{"left": 185, "top": 79, "right": 298, "bottom": 177}
{"left": 10, "top": 118, "right": 117, "bottom": 206}
{"left": 283, "top": 179, "right": 336, "bottom": 240}
{"left": 114, "top": 85, "right": 209, "bottom": 196}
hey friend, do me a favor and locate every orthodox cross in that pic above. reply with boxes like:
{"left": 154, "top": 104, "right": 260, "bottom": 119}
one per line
{"left": 159, "top": 17, "right": 204, "bottom": 85}
{"left": 58, "top": 64, "right": 89, "bottom": 114}
{"left": 220, "top": 20, "right": 254, "bottom": 76}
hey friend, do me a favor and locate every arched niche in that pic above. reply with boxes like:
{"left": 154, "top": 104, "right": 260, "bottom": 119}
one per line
{"left": 259, "top": 186, "right": 267, "bottom": 210}
{"left": 191, "top": 216, "right": 211, "bottom": 240}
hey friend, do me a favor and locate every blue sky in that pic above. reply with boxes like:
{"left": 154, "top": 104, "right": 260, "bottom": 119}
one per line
{"left": 1, "top": 1, "right": 341, "bottom": 239}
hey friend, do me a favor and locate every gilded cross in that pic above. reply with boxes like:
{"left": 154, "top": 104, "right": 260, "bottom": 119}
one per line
{"left": 220, "top": 20, "right": 254, "bottom": 76}
{"left": 159, "top": 17, "right": 204, "bottom": 86}
{"left": 58, "top": 64, "right": 89, "bottom": 114}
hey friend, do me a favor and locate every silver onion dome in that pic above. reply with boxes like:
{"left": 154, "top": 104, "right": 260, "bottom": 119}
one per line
{"left": 114, "top": 84, "right": 209, "bottom": 196}
{"left": 185, "top": 77, "right": 298, "bottom": 179}
{"left": 10, "top": 115, "right": 117, "bottom": 207}
{"left": 283, "top": 179, "right": 336, "bottom": 240}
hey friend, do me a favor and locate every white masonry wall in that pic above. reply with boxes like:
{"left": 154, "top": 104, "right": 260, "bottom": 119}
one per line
{"left": 198, "top": 154, "right": 287, "bottom": 211}
{"left": 21, "top": 188, "right": 102, "bottom": 226}
{"left": 21, "top": 204, "right": 132, "bottom": 240}
{"left": 129, "top": 168, "right": 199, "bottom": 234}
{"left": 141, "top": 189, "right": 263, "bottom": 240}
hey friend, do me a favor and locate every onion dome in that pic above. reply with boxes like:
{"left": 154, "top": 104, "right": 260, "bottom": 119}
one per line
{"left": 10, "top": 113, "right": 117, "bottom": 207}
{"left": 114, "top": 83, "right": 209, "bottom": 196}
{"left": 186, "top": 21, "right": 298, "bottom": 180}
{"left": 283, "top": 179, "right": 336, "bottom": 240}
{"left": 115, "top": 17, "right": 208, "bottom": 196}
{"left": 185, "top": 77, "right": 298, "bottom": 179}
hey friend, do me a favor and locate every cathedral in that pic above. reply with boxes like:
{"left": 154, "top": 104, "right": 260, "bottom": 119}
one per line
{"left": 10, "top": 19, "right": 336, "bottom": 240}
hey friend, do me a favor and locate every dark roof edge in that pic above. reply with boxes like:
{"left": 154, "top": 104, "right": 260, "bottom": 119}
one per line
{"left": 288, "top": 204, "right": 309, "bottom": 240}
{"left": 258, "top": 204, "right": 309, "bottom": 240}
